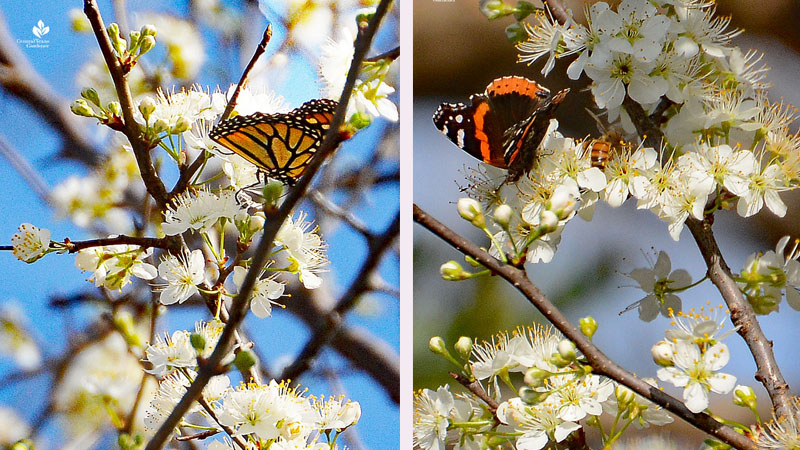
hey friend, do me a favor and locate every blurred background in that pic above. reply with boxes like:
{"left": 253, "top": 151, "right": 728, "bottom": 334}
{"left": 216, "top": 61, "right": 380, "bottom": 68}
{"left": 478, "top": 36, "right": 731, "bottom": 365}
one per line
{"left": 0, "top": 0, "right": 398, "bottom": 449}
{"left": 414, "top": 0, "right": 800, "bottom": 445}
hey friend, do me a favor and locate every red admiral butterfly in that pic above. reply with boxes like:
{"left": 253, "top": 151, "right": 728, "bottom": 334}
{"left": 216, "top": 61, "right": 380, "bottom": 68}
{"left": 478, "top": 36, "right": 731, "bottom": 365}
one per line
{"left": 433, "top": 76, "right": 569, "bottom": 182}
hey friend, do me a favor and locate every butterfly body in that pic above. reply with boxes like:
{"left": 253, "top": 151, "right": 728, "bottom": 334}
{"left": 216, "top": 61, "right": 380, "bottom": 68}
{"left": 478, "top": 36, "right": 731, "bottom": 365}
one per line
{"left": 432, "top": 76, "right": 568, "bottom": 182}
{"left": 210, "top": 99, "right": 337, "bottom": 185}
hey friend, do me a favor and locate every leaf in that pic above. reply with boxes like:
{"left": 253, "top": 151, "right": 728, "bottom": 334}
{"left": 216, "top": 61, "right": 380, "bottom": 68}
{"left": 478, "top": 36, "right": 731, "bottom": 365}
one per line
{"left": 42, "top": 26, "right": 49, "bottom": 35}
{"left": 32, "top": 27, "right": 41, "bottom": 38}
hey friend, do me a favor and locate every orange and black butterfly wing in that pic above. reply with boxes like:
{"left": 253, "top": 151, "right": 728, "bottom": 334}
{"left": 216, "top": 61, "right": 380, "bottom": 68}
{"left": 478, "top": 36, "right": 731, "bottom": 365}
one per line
{"left": 432, "top": 95, "right": 507, "bottom": 168}
{"left": 209, "top": 98, "right": 338, "bottom": 185}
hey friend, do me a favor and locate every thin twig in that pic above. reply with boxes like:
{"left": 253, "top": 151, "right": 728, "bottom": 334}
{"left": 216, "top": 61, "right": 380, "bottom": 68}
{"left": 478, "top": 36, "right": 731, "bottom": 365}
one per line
{"left": 0, "top": 134, "right": 51, "bottom": 204}
{"left": 280, "top": 213, "right": 399, "bottom": 381}
{"left": 65, "top": 235, "right": 171, "bottom": 253}
{"left": 449, "top": 372, "right": 499, "bottom": 414}
{"left": 687, "top": 217, "right": 791, "bottom": 420}
{"left": 220, "top": 26, "right": 273, "bottom": 123}
{"left": 364, "top": 46, "right": 399, "bottom": 62}
{"left": 413, "top": 204, "right": 756, "bottom": 450}
{"left": 84, "top": 0, "right": 170, "bottom": 208}
{"left": 143, "top": 2, "right": 393, "bottom": 447}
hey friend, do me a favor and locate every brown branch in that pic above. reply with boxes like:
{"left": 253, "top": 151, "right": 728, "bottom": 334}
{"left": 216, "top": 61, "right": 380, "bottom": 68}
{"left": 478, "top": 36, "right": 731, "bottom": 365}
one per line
{"left": 449, "top": 372, "right": 500, "bottom": 414}
{"left": 687, "top": 217, "right": 792, "bottom": 420}
{"left": 622, "top": 96, "right": 664, "bottom": 149}
{"left": 65, "top": 235, "right": 172, "bottom": 253}
{"left": 280, "top": 213, "right": 399, "bottom": 382}
{"left": 413, "top": 204, "right": 756, "bottom": 450}
{"left": 0, "top": 134, "right": 51, "bottom": 204}
{"left": 309, "top": 190, "right": 372, "bottom": 237}
{"left": 83, "top": 0, "right": 169, "bottom": 208}
{"left": 143, "top": 1, "right": 393, "bottom": 447}
{"left": 0, "top": 10, "right": 101, "bottom": 166}
{"left": 542, "top": 0, "right": 571, "bottom": 26}
{"left": 364, "top": 46, "right": 399, "bottom": 62}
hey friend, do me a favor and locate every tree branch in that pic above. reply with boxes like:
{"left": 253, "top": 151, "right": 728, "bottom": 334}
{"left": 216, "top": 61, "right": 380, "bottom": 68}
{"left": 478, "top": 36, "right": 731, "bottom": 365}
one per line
{"left": 143, "top": 1, "right": 393, "bottom": 447}
{"left": 413, "top": 204, "right": 756, "bottom": 450}
{"left": 280, "top": 213, "right": 399, "bottom": 382}
{"left": 687, "top": 217, "right": 791, "bottom": 420}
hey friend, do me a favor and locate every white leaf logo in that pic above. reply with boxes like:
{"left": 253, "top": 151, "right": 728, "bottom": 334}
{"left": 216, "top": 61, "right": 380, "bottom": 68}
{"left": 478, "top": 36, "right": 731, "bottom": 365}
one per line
{"left": 32, "top": 20, "right": 49, "bottom": 38}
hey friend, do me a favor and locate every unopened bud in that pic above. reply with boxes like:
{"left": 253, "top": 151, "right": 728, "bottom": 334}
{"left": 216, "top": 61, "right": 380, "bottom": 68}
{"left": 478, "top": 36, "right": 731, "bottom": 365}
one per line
{"left": 615, "top": 384, "right": 635, "bottom": 408}
{"left": 538, "top": 210, "right": 558, "bottom": 233}
{"left": 71, "top": 99, "right": 95, "bottom": 117}
{"left": 262, "top": 181, "right": 284, "bottom": 207}
{"left": 81, "top": 87, "right": 101, "bottom": 106}
{"left": 107, "top": 23, "right": 127, "bottom": 54}
{"left": 140, "top": 24, "right": 157, "bottom": 37}
{"left": 107, "top": 101, "right": 122, "bottom": 117}
{"left": 493, "top": 204, "right": 513, "bottom": 228}
{"left": 457, "top": 198, "right": 484, "bottom": 228}
{"left": 152, "top": 118, "right": 169, "bottom": 134}
{"left": 139, "top": 35, "right": 156, "bottom": 55}
{"left": 523, "top": 367, "right": 549, "bottom": 387}
{"left": 579, "top": 316, "right": 597, "bottom": 339}
{"left": 172, "top": 116, "right": 191, "bottom": 134}
{"left": 454, "top": 336, "right": 473, "bottom": 360}
{"left": 349, "top": 111, "right": 372, "bottom": 130}
{"left": 69, "top": 9, "right": 91, "bottom": 32}
{"left": 519, "top": 386, "right": 548, "bottom": 404}
{"left": 128, "top": 30, "right": 141, "bottom": 50}
{"left": 138, "top": 96, "right": 156, "bottom": 120}
{"left": 557, "top": 339, "right": 577, "bottom": 361}
{"left": 428, "top": 336, "right": 447, "bottom": 356}
{"left": 733, "top": 385, "right": 757, "bottom": 411}
{"left": 547, "top": 188, "right": 577, "bottom": 219}
{"left": 440, "top": 260, "right": 466, "bottom": 281}
{"left": 651, "top": 340, "right": 674, "bottom": 367}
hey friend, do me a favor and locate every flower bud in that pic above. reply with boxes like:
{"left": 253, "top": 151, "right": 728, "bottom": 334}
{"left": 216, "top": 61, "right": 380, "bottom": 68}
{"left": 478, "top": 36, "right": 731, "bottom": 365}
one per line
{"left": 139, "top": 35, "right": 156, "bottom": 55}
{"left": 457, "top": 198, "right": 485, "bottom": 228}
{"left": 557, "top": 339, "right": 577, "bottom": 361}
{"left": 440, "top": 260, "right": 466, "bottom": 281}
{"left": 113, "top": 310, "right": 142, "bottom": 348}
{"left": 172, "top": 116, "right": 191, "bottom": 134}
{"left": 428, "top": 336, "right": 448, "bottom": 356}
{"left": 538, "top": 210, "right": 558, "bottom": 233}
{"left": 140, "top": 24, "right": 157, "bottom": 37}
{"left": 70, "top": 99, "right": 95, "bottom": 117}
{"left": 523, "top": 367, "right": 549, "bottom": 387}
{"left": 349, "top": 111, "right": 372, "bottom": 130}
{"left": 138, "top": 96, "right": 156, "bottom": 121}
{"left": 579, "top": 316, "right": 597, "bottom": 339}
{"left": 733, "top": 385, "right": 757, "bottom": 411}
{"left": 107, "top": 101, "right": 122, "bottom": 117}
{"left": 107, "top": 23, "right": 127, "bottom": 54}
{"left": 615, "top": 383, "right": 635, "bottom": 408}
{"left": 81, "top": 87, "right": 101, "bottom": 106}
{"left": 519, "top": 386, "right": 549, "bottom": 404}
{"left": 454, "top": 336, "right": 473, "bottom": 360}
{"left": 493, "top": 204, "right": 513, "bottom": 228}
{"left": 651, "top": 340, "right": 674, "bottom": 367}
{"left": 128, "top": 30, "right": 141, "bottom": 50}
{"left": 464, "top": 255, "right": 482, "bottom": 268}
{"left": 233, "top": 349, "right": 258, "bottom": 373}
{"left": 152, "top": 118, "right": 169, "bottom": 134}
{"left": 547, "top": 188, "right": 577, "bottom": 219}
{"left": 69, "top": 9, "right": 91, "bottom": 32}
{"left": 10, "top": 440, "right": 34, "bottom": 450}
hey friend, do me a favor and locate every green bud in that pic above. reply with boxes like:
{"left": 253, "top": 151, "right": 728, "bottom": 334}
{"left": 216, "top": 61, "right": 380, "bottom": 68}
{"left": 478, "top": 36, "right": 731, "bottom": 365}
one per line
{"left": 128, "top": 30, "right": 141, "bottom": 51}
{"left": 579, "top": 316, "right": 598, "bottom": 339}
{"left": 81, "top": 87, "right": 101, "bottom": 106}
{"left": 523, "top": 367, "right": 549, "bottom": 387}
{"left": 107, "top": 23, "right": 127, "bottom": 54}
{"left": 356, "top": 9, "right": 375, "bottom": 28}
{"left": 615, "top": 384, "right": 635, "bottom": 408}
{"left": 440, "top": 260, "right": 466, "bottom": 281}
{"left": 140, "top": 24, "right": 157, "bottom": 37}
{"left": 518, "top": 386, "right": 549, "bottom": 404}
{"left": 139, "top": 35, "right": 156, "bottom": 56}
{"left": 69, "top": 9, "right": 91, "bottom": 32}
{"left": 190, "top": 332, "right": 206, "bottom": 353}
{"left": 107, "top": 101, "right": 122, "bottom": 117}
{"left": 428, "top": 336, "right": 447, "bottom": 356}
{"left": 454, "top": 336, "right": 473, "bottom": 360}
{"left": 464, "top": 255, "right": 482, "bottom": 268}
{"left": 233, "top": 350, "right": 258, "bottom": 373}
{"left": 71, "top": 99, "right": 96, "bottom": 117}
{"left": 262, "top": 181, "right": 284, "bottom": 207}
{"left": 113, "top": 310, "right": 142, "bottom": 348}
{"left": 10, "top": 440, "right": 35, "bottom": 450}
{"left": 457, "top": 198, "right": 485, "bottom": 228}
{"left": 172, "top": 116, "right": 191, "bottom": 134}
{"left": 733, "top": 385, "right": 758, "bottom": 411}
{"left": 138, "top": 96, "right": 156, "bottom": 121}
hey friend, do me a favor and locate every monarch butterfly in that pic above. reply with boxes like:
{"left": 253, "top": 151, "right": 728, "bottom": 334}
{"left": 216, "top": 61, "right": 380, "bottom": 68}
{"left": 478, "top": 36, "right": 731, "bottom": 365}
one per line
{"left": 209, "top": 98, "right": 338, "bottom": 185}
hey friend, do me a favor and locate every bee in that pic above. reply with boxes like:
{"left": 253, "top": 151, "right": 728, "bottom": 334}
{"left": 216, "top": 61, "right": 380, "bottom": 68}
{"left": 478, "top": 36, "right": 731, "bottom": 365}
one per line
{"left": 583, "top": 110, "right": 628, "bottom": 170}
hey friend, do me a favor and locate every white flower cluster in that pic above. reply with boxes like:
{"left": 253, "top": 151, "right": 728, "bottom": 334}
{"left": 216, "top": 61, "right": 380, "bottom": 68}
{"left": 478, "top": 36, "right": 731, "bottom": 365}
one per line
{"left": 652, "top": 308, "right": 737, "bottom": 413}
{"left": 414, "top": 324, "right": 673, "bottom": 450}
{"left": 469, "top": 0, "right": 800, "bottom": 257}
{"left": 142, "top": 320, "right": 360, "bottom": 447}
{"left": 320, "top": 26, "right": 399, "bottom": 124}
